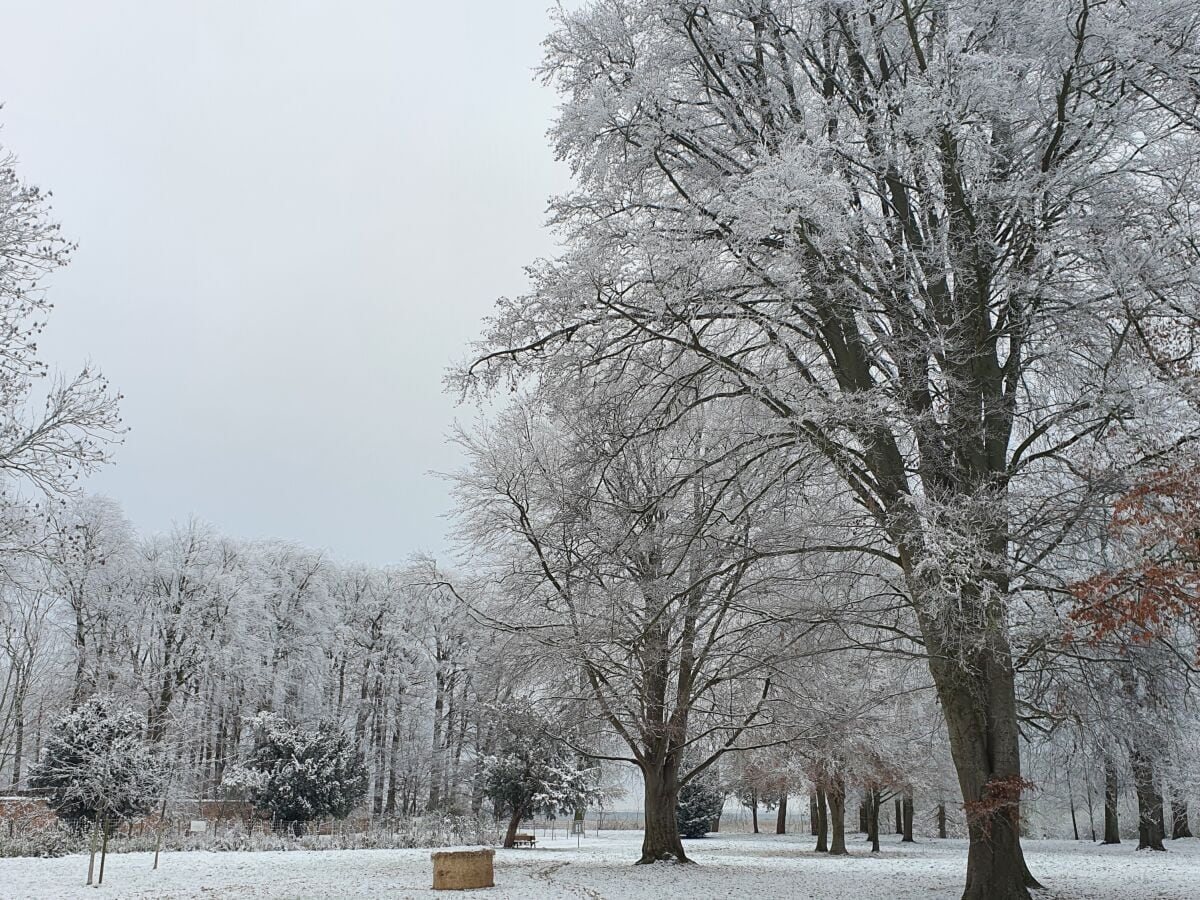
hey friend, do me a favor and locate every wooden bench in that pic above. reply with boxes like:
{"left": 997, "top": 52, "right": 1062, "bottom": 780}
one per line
{"left": 512, "top": 833, "right": 537, "bottom": 848}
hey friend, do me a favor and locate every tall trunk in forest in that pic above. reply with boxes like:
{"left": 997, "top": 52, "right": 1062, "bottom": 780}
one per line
{"left": 427, "top": 647, "right": 447, "bottom": 812}
{"left": 895, "top": 797, "right": 903, "bottom": 835}
{"left": 902, "top": 791, "right": 915, "bottom": 843}
{"left": 810, "top": 792, "right": 819, "bottom": 836}
{"left": 858, "top": 800, "right": 868, "bottom": 834}
{"left": 815, "top": 787, "right": 828, "bottom": 852}
{"left": 867, "top": 787, "right": 881, "bottom": 852}
{"left": 9, "top": 683, "right": 24, "bottom": 790}
{"left": 1130, "top": 747, "right": 1165, "bottom": 851}
{"left": 750, "top": 788, "right": 759, "bottom": 834}
{"left": 776, "top": 792, "right": 787, "bottom": 834}
{"left": 937, "top": 802, "right": 947, "bottom": 839}
{"left": 1171, "top": 793, "right": 1192, "bottom": 839}
{"left": 1102, "top": 760, "right": 1121, "bottom": 844}
{"left": 828, "top": 776, "right": 847, "bottom": 855}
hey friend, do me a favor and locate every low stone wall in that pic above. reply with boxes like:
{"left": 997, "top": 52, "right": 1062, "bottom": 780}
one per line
{"left": 430, "top": 847, "right": 495, "bottom": 890}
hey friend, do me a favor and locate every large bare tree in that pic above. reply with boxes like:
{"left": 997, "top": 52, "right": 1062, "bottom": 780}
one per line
{"left": 457, "top": 2, "right": 1200, "bottom": 896}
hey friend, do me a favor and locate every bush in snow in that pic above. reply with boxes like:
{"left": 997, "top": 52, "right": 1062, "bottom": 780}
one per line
{"left": 480, "top": 706, "right": 599, "bottom": 847}
{"left": 28, "top": 695, "right": 164, "bottom": 831}
{"left": 676, "top": 776, "right": 725, "bottom": 839}
{"left": 223, "top": 713, "right": 367, "bottom": 833}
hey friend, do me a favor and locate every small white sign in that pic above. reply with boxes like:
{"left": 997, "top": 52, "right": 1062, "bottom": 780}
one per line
{"left": 189, "top": 820, "right": 207, "bottom": 833}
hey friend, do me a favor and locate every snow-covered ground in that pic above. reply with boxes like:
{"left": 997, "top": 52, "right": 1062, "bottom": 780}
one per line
{"left": 2, "top": 831, "right": 1197, "bottom": 899}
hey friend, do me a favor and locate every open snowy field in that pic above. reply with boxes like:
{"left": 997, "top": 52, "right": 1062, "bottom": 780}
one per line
{"left": 2, "top": 832, "right": 1198, "bottom": 899}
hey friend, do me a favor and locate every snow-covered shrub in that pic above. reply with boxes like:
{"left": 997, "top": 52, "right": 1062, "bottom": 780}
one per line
{"left": 677, "top": 777, "right": 725, "bottom": 839}
{"left": 28, "top": 696, "right": 165, "bottom": 830}
{"left": 222, "top": 713, "right": 367, "bottom": 831}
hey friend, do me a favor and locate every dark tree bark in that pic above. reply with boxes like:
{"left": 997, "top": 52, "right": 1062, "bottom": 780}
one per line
{"left": 810, "top": 792, "right": 819, "bottom": 836}
{"left": 776, "top": 792, "right": 787, "bottom": 835}
{"left": 1102, "top": 760, "right": 1120, "bottom": 844}
{"left": 828, "top": 776, "right": 848, "bottom": 856}
{"left": 1130, "top": 748, "right": 1166, "bottom": 851}
{"left": 815, "top": 787, "right": 828, "bottom": 852}
{"left": 1171, "top": 794, "right": 1192, "bottom": 839}
{"left": 895, "top": 797, "right": 903, "bottom": 835}
{"left": 902, "top": 791, "right": 915, "bottom": 843}
{"left": 937, "top": 803, "right": 947, "bottom": 839}
{"left": 866, "top": 788, "right": 881, "bottom": 852}
{"left": 639, "top": 759, "right": 689, "bottom": 863}
{"left": 928, "top": 633, "right": 1041, "bottom": 900}
{"left": 503, "top": 799, "right": 528, "bottom": 849}
{"left": 750, "top": 788, "right": 759, "bottom": 834}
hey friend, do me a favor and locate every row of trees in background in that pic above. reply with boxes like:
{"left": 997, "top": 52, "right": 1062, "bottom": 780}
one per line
{"left": 0, "top": 500, "right": 534, "bottom": 825}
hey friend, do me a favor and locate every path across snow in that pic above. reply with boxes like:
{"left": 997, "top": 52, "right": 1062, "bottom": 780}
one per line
{"left": 1, "top": 831, "right": 1197, "bottom": 899}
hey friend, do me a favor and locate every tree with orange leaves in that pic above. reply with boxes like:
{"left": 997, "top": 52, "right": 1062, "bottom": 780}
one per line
{"left": 1071, "top": 466, "right": 1200, "bottom": 647}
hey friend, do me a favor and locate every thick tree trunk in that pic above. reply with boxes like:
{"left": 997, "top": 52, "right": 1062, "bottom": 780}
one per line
{"left": 895, "top": 797, "right": 903, "bottom": 835}
{"left": 828, "top": 776, "right": 847, "bottom": 855}
{"left": 929, "top": 632, "right": 1039, "bottom": 900}
{"left": 503, "top": 801, "right": 527, "bottom": 849}
{"left": 937, "top": 802, "right": 947, "bottom": 839}
{"left": 815, "top": 787, "right": 828, "bottom": 852}
{"left": 902, "top": 791, "right": 915, "bottom": 842}
{"left": 1102, "top": 760, "right": 1120, "bottom": 844}
{"left": 776, "top": 792, "right": 787, "bottom": 834}
{"left": 638, "top": 761, "right": 689, "bottom": 863}
{"left": 1131, "top": 748, "right": 1166, "bottom": 851}
{"left": 1171, "top": 794, "right": 1192, "bottom": 839}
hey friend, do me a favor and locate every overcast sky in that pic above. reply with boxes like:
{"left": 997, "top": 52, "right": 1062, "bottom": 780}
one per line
{"left": 0, "top": 1, "right": 569, "bottom": 564}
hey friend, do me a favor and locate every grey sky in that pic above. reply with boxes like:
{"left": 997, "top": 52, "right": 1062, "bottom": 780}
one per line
{"left": 0, "top": 1, "right": 568, "bottom": 563}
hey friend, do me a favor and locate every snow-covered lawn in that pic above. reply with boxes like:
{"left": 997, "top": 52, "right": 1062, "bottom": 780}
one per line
{"left": 2, "top": 831, "right": 1197, "bottom": 899}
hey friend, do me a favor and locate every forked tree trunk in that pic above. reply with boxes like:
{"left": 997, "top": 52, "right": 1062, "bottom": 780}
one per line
{"left": 776, "top": 792, "right": 787, "bottom": 834}
{"left": 827, "top": 776, "right": 847, "bottom": 855}
{"left": 928, "top": 629, "right": 1039, "bottom": 900}
{"left": 1102, "top": 761, "right": 1120, "bottom": 844}
{"left": 639, "top": 761, "right": 689, "bottom": 863}
{"left": 814, "top": 786, "right": 828, "bottom": 852}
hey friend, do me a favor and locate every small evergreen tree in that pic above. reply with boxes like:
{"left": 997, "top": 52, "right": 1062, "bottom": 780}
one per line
{"left": 677, "top": 777, "right": 725, "bottom": 839}
{"left": 222, "top": 713, "right": 367, "bottom": 833}
{"left": 29, "top": 696, "right": 164, "bottom": 884}
{"left": 480, "top": 705, "right": 600, "bottom": 848}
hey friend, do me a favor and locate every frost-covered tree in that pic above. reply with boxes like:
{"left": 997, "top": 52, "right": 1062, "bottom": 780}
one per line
{"left": 480, "top": 705, "right": 599, "bottom": 848}
{"left": 451, "top": 387, "right": 822, "bottom": 863}
{"left": 223, "top": 713, "right": 367, "bottom": 833}
{"left": 676, "top": 776, "right": 725, "bottom": 839}
{"left": 457, "top": 1, "right": 1200, "bottom": 895}
{"left": 28, "top": 695, "right": 164, "bottom": 884}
